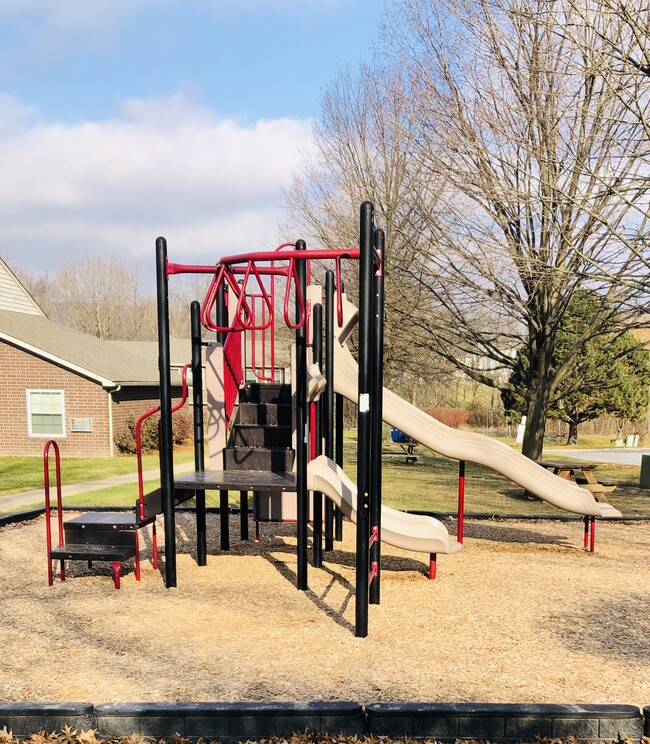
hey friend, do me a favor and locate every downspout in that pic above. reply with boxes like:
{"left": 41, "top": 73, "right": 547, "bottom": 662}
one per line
{"left": 106, "top": 385, "right": 122, "bottom": 457}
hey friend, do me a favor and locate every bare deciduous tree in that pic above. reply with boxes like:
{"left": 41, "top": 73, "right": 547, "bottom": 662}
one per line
{"left": 286, "top": 0, "right": 650, "bottom": 458}
{"left": 285, "top": 63, "right": 456, "bottom": 401}
{"left": 385, "top": 0, "right": 650, "bottom": 458}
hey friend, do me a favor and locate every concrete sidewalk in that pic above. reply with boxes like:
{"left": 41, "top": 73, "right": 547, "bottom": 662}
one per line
{"left": 0, "top": 460, "right": 195, "bottom": 513}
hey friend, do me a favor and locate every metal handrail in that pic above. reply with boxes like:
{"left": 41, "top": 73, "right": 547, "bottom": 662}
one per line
{"left": 44, "top": 439, "right": 64, "bottom": 585}
{"left": 135, "top": 363, "right": 191, "bottom": 521}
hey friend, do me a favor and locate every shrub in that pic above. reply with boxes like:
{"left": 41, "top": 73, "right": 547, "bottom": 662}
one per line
{"left": 114, "top": 412, "right": 192, "bottom": 454}
{"left": 421, "top": 406, "right": 469, "bottom": 429}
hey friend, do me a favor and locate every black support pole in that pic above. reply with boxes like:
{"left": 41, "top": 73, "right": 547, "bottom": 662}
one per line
{"left": 191, "top": 300, "right": 207, "bottom": 567}
{"left": 240, "top": 490, "right": 249, "bottom": 540}
{"left": 312, "top": 302, "right": 323, "bottom": 567}
{"left": 335, "top": 392, "right": 344, "bottom": 541}
{"left": 216, "top": 285, "right": 230, "bottom": 551}
{"left": 324, "top": 270, "right": 335, "bottom": 551}
{"left": 369, "top": 228, "right": 385, "bottom": 605}
{"left": 156, "top": 237, "right": 176, "bottom": 588}
{"left": 355, "top": 201, "right": 375, "bottom": 637}
{"left": 295, "top": 239, "right": 309, "bottom": 590}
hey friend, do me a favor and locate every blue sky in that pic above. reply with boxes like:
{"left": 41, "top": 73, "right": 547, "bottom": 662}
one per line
{"left": 0, "top": 0, "right": 385, "bottom": 281}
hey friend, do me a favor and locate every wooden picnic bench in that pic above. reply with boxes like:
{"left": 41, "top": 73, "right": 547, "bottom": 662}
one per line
{"left": 536, "top": 459, "right": 617, "bottom": 499}
{"left": 383, "top": 442, "right": 418, "bottom": 465}
{"left": 535, "top": 459, "right": 618, "bottom": 553}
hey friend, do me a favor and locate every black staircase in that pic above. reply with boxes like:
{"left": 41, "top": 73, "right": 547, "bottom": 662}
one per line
{"left": 223, "top": 382, "right": 295, "bottom": 528}
{"left": 225, "top": 382, "right": 294, "bottom": 473}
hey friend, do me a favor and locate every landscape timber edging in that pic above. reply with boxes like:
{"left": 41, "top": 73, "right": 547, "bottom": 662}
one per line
{"left": 0, "top": 702, "right": 646, "bottom": 742}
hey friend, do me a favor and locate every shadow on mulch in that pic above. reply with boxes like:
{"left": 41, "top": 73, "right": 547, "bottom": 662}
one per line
{"left": 550, "top": 591, "right": 650, "bottom": 662}
{"left": 460, "top": 521, "right": 576, "bottom": 546}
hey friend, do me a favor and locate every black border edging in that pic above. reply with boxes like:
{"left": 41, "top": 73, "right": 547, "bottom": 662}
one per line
{"left": 407, "top": 510, "right": 650, "bottom": 522}
{"left": 94, "top": 702, "right": 365, "bottom": 741}
{"left": 0, "top": 702, "right": 647, "bottom": 742}
{"left": 0, "top": 702, "right": 95, "bottom": 734}
{"left": 0, "top": 508, "right": 44, "bottom": 527}
{"left": 365, "top": 703, "right": 644, "bottom": 742}
{"left": 3, "top": 505, "right": 649, "bottom": 529}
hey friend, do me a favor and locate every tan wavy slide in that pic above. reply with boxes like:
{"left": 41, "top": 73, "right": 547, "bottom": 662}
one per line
{"left": 307, "top": 455, "right": 463, "bottom": 556}
{"left": 331, "top": 295, "right": 620, "bottom": 520}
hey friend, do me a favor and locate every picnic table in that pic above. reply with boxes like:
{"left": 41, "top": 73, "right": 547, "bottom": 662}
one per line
{"left": 536, "top": 459, "right": 617, "bottom": 553}
{"left": 535, "top": 459, "right": 617, "bottom": 500}
{"left": 386, "top": 427, "right": 418, "bottom": 465}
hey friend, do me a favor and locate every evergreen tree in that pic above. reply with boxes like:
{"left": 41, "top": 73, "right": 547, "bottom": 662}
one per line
{"left": 502, "top": 293, "right": 650, "bottom": 444}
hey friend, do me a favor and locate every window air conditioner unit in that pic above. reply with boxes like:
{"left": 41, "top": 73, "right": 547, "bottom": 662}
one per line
{"left": 70, "top": 418, "right": 93, "bottom": 433}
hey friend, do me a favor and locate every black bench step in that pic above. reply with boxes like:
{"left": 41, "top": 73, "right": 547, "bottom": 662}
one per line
{"left": 50, "top": 544, "right": 136, "bottom": 562}
{"left": 64, "top": 512, "right": 138, "bottom": 530}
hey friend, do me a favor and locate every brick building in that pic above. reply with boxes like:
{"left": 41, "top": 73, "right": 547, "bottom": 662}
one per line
{"left": 0, "top": 257, "right": 190, "bottom": 457}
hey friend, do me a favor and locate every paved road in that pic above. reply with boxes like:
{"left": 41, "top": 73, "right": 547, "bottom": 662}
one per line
{"left": 544, "top": 448, "right": 650, "bottom": 466}
{"left": 0, "top": 460, "right": 195, "bottom": 513}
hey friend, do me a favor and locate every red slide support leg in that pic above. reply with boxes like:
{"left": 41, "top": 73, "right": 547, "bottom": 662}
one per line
{"left": 590, "top": 517, "right": 596, "bottom": 553}
{"left": 111, "top": 562, "right": 121, "bottom": 589}
{"left": 152, "top": 523, "right": 158, "bottom": 570}
{"left": 429, "top": 553, "right": 437, "bottom": 580}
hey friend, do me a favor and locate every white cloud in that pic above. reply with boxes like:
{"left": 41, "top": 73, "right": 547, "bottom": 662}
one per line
{"left": 0, "top": 92, "right": 315, "bottom": 281}
{"left": 0, "top": 93, "right": 39, "bottom": 136}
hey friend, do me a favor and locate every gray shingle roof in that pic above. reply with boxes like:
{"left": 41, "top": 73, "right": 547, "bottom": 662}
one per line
{"left": 0, "top": 310, "right": 193, "bottom": 387}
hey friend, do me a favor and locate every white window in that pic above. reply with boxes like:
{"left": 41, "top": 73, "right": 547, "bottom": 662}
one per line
{"left": 27, "top": 390, "right": 66, "bottom": 437}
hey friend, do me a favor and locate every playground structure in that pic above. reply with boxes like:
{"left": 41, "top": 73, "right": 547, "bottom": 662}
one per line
{"left": 44, "top": 201, "right": 622, "bottom": 638}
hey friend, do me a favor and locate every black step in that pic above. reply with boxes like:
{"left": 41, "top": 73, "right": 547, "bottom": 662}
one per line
{"left": 134, "top": 488, "right": 162, "bottom": 520}
{"left": 232, "top": 424, "right": 292, "bottom": 448}
{"left": 50, "top": 544, "right": 136, "bottom": 562}
{"left": 224, "top": 447, "right": 294, "bottom": 472}
{"left": 239, "top": 383, "right": 291, "bottom": 404}
{"left": 64, "top": 513, "right": 137, "bottom": 547}
{"left": 64, "top": 512, "right": 138, "bottom": 530}
{"left": 238, "top": 402, "right": 292, "bottom": 426}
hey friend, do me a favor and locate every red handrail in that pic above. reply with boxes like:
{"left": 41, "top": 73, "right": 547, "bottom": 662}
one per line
{"left": 44, "top": 439, "right": 64, "bottom": 585}
{"left": 223, "top": 327, "right": 244, "bottom": 423}
{"left": 196, "top": 247, "right": 360, "bottom": 334}
{"left": 135, "top": 364, "right": 191, "bottom": 520}
{"left": 249, "top": 294, "right": 275, "bottom": 382}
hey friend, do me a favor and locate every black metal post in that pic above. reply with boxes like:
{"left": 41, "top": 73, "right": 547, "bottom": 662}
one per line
{"left": 240, "top": 490, "right": 249, "bottom": 540}
{"left": 216, "top": 284, "right": 230, "bottom": 551}
{"left": 191, "top": 300, "right": 207, "bottom": 567}
{"left": 156, "top": 237, "right": 176, "bottom": 588}
{"left": 335, "top": 392, "right": 344, "bottom": 541}
{"left": 369, "top": 228, "right": 385, "bottom": 604}
{"left": 355, "top": 201, "right": 375, "bottom": 637}
{"left": 312, "top": 302, "right": 323, "bottom": 567}
{"left": 324, "top": 270, "right": 335, "bottom": 551}
{"left": 295, "top": 239, "right": 309, "bottom": 590}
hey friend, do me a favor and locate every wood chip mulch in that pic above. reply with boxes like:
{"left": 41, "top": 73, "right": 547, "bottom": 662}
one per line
{"left": 1, "top": 514, "right": 648, "bottom": 707}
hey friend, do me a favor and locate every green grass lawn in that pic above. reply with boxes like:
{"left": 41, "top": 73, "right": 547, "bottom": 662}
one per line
{"left": 0, "top": 447, "right": 195, "bottom": 497}
{"left": 4, "top": 437, "right": 649, "bottom": 517}
{"left": 349, "top": 440, "right": 650, "bottom": 517}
